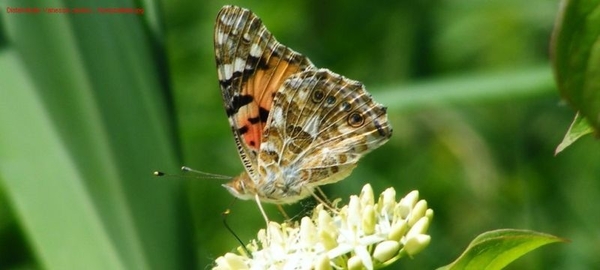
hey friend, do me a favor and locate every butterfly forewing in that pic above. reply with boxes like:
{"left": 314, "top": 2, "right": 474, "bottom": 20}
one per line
{"left": 215, "top": 6, "right": 314, "bottom": 180}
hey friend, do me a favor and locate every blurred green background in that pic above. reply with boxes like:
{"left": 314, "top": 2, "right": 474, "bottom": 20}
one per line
{"left": 1, "top": 0, "right": 599, "bottom": 269}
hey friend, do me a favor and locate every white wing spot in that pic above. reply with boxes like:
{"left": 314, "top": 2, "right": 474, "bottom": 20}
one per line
{"left": 215, "top": 31, "right": 226, "bottom": 45}
{"left": 221, "top": 63, "right": 233, "bottom": 80}
{"left": 250, "top": 43, "right": 263, "bottom": 57}
{"left": 304, "top": 116, "right": 320, "bottom": 137}
{"left": 286, "top": 77, "right": 303, "bottom": 89}
{"left": 270, "top": 107, "right": 285, "bottom": 127}
{"left": 243, "top": 33, "right": 251, "bottom": 42}
{"left": 233, "top": 57, "right": 246, "bottom": 73}
{"left": 261, "top": 141, "right": 278, "bottom": 153}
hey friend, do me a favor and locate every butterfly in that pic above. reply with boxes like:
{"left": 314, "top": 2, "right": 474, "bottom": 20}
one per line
{"left": 214, "top": 5, "right": 392, "bottom": 205}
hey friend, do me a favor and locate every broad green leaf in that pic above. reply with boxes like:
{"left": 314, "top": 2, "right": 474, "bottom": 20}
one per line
{"left": 437, "top": 229, "right": 564, "bottom": 270}
{"left": 551, "top": 0, "right": 600, "bottom": 131}
{"left": 0, "top": 49, "right": 128, "bottom": 270}
{"left": 555, "top": 112, "right": 595, "bottom": 154}
{"left": 0, "top": 0, "right": 187, "bottom": 269}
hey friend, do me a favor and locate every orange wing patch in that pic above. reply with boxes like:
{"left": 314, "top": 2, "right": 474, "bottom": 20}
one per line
{"left": 238, "top": 55, "right": 309, "bottom": 150}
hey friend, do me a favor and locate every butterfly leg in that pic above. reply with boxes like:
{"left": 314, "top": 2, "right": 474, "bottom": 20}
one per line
{"left": 254, "top": 194, "right": 270, "bottom": 227}
{"left": 276, "top": 204, "right": 291, "bottom": 220}
{"left": 310, "top": 187, "right": 339, "bottom": 213}
{"left": 254, "top": 195, "right": 277, "bottom": 247}
{"left": 315, "top": 187, "right": 333, "bottom": 206}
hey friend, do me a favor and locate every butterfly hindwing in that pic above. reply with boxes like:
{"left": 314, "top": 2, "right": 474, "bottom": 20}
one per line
{"left": 258, "top": 69, "right": 392, "bottom": 192}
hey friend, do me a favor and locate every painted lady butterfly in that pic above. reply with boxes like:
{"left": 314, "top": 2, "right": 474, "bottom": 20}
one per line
{"left": 214, "top": 5, "right": 392, "bottom": 205}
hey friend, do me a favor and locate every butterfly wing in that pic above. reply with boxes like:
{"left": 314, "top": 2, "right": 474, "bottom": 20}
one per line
{"left": 214, "top": 6, "right": 315, "bottom": 179}
{"left": 257, "top": 69, "right": 392, "bottom": 202}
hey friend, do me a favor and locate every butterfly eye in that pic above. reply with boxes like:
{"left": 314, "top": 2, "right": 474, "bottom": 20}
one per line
{"left": 347, "top": 112, "right": 365, "bottom": 127}
{"left": 325, "top": 96, "right": 336, "bottom": 105}
{"left": 311, "top": 90, "right": 325, "bottom": 103}
{"left": 340, "top": 101, "right": 352, "bottom": 112}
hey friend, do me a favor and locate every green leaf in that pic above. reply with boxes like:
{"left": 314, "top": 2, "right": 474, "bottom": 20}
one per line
{"left": 437, "top": 229, "right": 565, "bottom": 270}
{"left": 551, "top": 0, "right": 600, "bottom": 130}
{"left": 0, "top": 1, "right": 187, "bottom": 269}
{"left": 555, "top": 112, "right": 595, "bottom": 154}
{"left": 0, "top": 50, "right": 128, "bottom": 269}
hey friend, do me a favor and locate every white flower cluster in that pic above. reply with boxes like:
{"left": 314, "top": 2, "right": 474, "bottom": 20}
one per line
{"left": 213, "top": 184, "right": 433, "bottom": 270}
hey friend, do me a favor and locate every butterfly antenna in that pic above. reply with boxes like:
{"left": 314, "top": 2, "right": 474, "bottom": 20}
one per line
{"left": 153, "top": 170, "right": 185, "bottom": 178}
{"left": 181, "top": 166, "right": 232, "bottom": 180}
{"left": 153, "top": 167, "right": 232, "bottom": 180}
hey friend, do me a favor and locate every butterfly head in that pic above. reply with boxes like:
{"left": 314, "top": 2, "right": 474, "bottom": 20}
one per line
{"left": 222, "top": 172, "right": 258, "bottom": 201}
